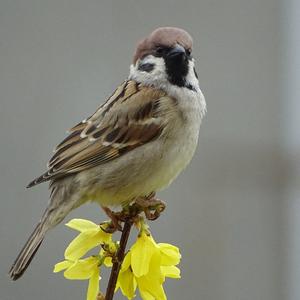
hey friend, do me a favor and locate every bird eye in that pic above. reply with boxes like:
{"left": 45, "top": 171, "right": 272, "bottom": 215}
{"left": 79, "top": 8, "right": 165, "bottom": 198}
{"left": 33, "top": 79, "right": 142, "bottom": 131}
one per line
{"left": 155, "top": 47, "right": 165, "bottom": 55}
{"left": 186, "top": 49, "right": 192, "bottom": 57}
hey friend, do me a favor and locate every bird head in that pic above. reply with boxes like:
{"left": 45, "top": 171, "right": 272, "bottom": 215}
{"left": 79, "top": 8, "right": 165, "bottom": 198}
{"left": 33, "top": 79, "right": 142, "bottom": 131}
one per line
{"left": 129, "top": 27, "right": 199, "bottom": 92}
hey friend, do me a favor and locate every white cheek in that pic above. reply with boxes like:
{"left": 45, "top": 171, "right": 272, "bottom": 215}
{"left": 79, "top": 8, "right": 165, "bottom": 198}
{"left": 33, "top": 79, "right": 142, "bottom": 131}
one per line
{"left": 129, "top": 55, "right": 202, "bottom": 99}
{"left": 129, "top": 55, "right": 168, "bottom": 85}
{"left": 186, "top": 59, "right": 201, "bottom": 92}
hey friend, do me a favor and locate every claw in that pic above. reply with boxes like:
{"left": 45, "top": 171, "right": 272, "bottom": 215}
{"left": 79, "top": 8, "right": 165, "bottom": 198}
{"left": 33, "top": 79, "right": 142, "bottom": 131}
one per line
{"left": 135, "top": 195, "right": 166, "bottom": 221}
{"left": 101, "top": 206, "right": 123, "bottom": 233}
{"left": 100, "top": 193, "right": 166, "bottom": 231}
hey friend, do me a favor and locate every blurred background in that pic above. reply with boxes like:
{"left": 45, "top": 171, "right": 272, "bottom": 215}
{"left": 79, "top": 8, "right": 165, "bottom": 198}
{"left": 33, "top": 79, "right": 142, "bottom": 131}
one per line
{"left": 0, "top": 0, "right": 299, "bottom": 299}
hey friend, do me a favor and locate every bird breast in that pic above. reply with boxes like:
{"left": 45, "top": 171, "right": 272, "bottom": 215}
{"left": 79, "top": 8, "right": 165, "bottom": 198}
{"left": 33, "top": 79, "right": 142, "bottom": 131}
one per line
{"left": 77, "top": 88, "right": 205, "bottom": 206}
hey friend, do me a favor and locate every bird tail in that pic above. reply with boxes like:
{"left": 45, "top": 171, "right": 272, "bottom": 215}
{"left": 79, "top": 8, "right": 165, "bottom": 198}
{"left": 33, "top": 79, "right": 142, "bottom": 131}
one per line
{"left": 9, "top": 209, "right": 51, "bottom": 280}
{"left": 9, "top": 180, "right": 78, "bottom": 280}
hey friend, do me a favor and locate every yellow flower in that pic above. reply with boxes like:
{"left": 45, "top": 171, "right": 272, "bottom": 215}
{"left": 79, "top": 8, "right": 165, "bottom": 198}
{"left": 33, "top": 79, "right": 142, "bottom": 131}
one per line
{"left": 64, "top": 219, "right": 112, "bottom": 260}
{"left": 117, "top": 230, "right": 181, "bottom": 300}
{"left": 116, "top": 253, "right": 137, "bottom": 299}
{"left": 54, "top": 218, "right": 181, "bottom": 300}
{"left": 54, "top": 256, "right": 100, "bottom": 300}
{"left": 130, "top": 231, "right": 157, "bottom": 277}
{"left": 158, "top": 243, "right": 181, "bottom": 266}
{"left": 161, "top": 265, "right": 180, "bottom": 279}
{"left": 135, "top": 251, "right": 166, "bottom": 300}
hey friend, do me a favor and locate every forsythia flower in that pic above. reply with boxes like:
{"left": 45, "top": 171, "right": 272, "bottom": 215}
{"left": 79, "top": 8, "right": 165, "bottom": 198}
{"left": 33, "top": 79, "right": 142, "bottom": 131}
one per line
{"left": 116, "top": 230, "right": 181, "bottom": 300}
{"left": 64, "top": 219, "right": 112, "bottom": 260}
{"left": 54, "top": 219, "right": 114, "bottom": 300}
{"left": 54, "top": 218, "right": 181, "bottom": 300}
{"left": 54, "top": 256, "right": 101, "bottom": 300}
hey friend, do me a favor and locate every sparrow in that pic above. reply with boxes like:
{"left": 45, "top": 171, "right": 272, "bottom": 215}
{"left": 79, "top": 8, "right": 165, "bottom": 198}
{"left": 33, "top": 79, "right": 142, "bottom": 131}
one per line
{"left": 9, "top": 27, "right": 206, "bottom": 280}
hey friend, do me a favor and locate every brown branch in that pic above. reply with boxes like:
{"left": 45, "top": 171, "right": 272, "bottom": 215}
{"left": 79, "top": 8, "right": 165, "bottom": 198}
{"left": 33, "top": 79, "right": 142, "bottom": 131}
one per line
{"left": 105, "top": 218, "right": 133, "bottom": 300}
{"left": 103, "top": 198, "right": 165, "bottom": 300}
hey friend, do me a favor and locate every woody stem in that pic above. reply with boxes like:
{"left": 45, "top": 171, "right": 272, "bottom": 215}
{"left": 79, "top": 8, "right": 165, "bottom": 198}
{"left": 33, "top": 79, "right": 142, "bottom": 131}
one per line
{"left": 104, "top": 218, "right": 133, "bottom": 300}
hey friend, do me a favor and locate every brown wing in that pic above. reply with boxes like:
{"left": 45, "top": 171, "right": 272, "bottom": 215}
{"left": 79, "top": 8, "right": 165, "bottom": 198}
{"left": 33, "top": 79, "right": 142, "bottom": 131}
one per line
{"left": 27, "top": 80, "right": 169, "bottom": 188}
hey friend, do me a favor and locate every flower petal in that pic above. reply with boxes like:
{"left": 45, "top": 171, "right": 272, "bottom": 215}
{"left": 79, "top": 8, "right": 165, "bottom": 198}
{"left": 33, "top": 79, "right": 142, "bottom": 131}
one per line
{"left": 87, "top": 270, "right": 100, "bottom": 300}
{"left": 65, "top": 230, "right": 98, "bottom": 260}
{"left": 161, "top": 266, "right": 181, "bottom": 279}
{"left": 66, "top": 219, "right": 99, "bottom": 232}
{"left": 53, "top": 260, "right": 73, "bottom": 273}
{"left": 64, "top": 257, "right": 99, "bottom": 280}
{"left": 146, "top": 252, "right": 164, "bottom": 283}
{"left": 117, "top": 268, "right": 137, "bottom": 299}
{"left": 120, "top": 252, "right": 131, "bottom": 273}
{"left": 65, "top": 229, "right": 111, "bottom": 260}
{"left": 137, "top": 275, "right": 166, "bottom": 300}
{"left": 158, "top": 243, "right": 181, "bottom": 266}
{"left": 139, "top": 289, "right": 156, "bottom": 300}
{"left": 131, "top": 233, "right": 157, "bottom": 277}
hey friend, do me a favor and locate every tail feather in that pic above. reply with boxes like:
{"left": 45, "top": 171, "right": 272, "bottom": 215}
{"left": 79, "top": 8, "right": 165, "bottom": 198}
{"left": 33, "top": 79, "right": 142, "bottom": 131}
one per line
{"left": 9, "top": 220, "right": 47, "bottom": 280}
{"left": 10, "top": 179, "right": 77, "bottom": 280}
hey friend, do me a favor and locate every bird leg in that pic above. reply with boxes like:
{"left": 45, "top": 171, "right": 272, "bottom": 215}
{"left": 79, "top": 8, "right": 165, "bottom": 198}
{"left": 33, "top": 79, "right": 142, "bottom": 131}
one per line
{"left": 101, "top": 193, "right": 166, "bottom": 232}
{"left": 135, "top": 193, "right": 166, "bottom": 220}
{"left": 101, "top": 206, "right": 123, "bottom": 233}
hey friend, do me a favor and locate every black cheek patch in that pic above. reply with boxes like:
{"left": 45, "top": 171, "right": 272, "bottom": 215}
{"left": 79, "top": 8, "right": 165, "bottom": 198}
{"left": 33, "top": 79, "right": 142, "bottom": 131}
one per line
{"left": 138, "top": 63, "right": 155, "bottom": 73}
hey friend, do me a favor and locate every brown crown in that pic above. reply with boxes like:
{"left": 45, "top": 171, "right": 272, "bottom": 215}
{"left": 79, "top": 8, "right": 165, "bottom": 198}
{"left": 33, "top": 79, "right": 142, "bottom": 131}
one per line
{"left": 133, "top": 27, "right": 193, "bottom": 64}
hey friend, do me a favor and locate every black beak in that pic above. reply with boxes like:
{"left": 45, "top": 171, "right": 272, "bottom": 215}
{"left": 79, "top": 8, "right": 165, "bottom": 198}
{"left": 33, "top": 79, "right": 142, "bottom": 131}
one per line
{"left": 167, "top": 44, "right": 186, "bottom": 59}
{"left": 164, "top": 44, "right": 189, "bottom": 87}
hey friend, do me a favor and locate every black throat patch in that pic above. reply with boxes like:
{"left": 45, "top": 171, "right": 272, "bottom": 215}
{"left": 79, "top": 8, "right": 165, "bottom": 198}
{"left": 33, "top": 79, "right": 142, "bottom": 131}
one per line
{"left": 165, "top": 55, "right": 190, "bottom": 88}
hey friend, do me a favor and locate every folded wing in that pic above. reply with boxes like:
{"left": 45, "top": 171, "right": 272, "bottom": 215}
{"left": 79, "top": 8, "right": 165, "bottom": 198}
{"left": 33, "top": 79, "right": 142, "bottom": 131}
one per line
{"left": 27, "top": 81, "right": 170, "bottom": 188}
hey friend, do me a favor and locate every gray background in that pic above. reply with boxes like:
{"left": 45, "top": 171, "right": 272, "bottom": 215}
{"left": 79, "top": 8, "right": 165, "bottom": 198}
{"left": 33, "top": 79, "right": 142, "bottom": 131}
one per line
{"left": 0, "top": 0, "right": 299, "bottom": 300}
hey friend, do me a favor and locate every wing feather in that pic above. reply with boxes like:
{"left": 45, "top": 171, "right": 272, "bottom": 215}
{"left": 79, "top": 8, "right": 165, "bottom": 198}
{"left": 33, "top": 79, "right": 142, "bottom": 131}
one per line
{"left": 27, "top": 80, "right": 172, "bottom": 188}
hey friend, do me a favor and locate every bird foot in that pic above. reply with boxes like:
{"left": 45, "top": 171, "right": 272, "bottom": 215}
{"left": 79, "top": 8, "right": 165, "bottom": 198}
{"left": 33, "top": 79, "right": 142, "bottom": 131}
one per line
{"left": 101, "top": 193, "right": 166, "bottom": 232}
{"left": 135, "top": 194, "right": 166, "bottom": 220}
{"left": 101, "top": 206, "right": 123, "bottom": 233}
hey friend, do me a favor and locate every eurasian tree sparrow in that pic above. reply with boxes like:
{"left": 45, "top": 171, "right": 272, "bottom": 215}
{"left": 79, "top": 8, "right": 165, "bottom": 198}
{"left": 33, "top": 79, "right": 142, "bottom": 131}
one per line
{"left": 9, "top": 27, "right": 206, "bottom": 280}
